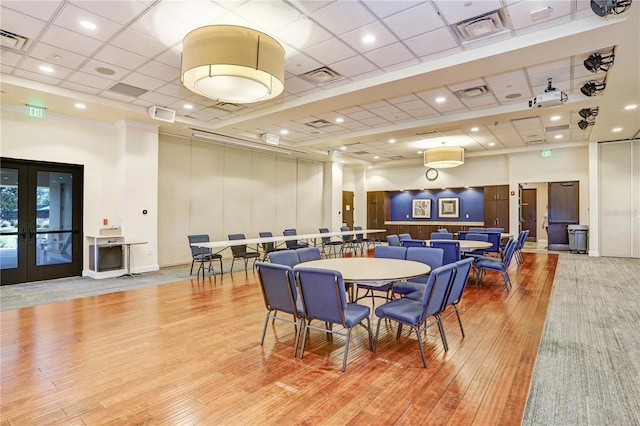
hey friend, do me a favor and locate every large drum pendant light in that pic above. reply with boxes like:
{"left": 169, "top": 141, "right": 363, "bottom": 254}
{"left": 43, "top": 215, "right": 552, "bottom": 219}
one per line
{"left": 423, "top": 145, "right": 465, "bottom": 168}
{"left": 181, "top": 25, "right": 285, "bottom": 104}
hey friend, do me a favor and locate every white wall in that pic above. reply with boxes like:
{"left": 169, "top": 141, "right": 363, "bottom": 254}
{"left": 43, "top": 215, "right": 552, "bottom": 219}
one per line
{"left": 157, "top": 134, "right": 325, "bottom": 266}
{"left": 1, "top": 109, "right": 159, "bottom": 273}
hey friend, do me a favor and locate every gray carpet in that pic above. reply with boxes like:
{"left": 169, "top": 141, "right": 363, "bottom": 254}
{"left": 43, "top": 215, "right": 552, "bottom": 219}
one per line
{"left": 522, "top": 254, "right": 640, "bottom": 425}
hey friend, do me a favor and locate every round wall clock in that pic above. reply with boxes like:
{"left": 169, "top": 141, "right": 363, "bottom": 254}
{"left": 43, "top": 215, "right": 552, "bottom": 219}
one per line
{"left": 426, "top": 168, "right": 438, "bottom": 181}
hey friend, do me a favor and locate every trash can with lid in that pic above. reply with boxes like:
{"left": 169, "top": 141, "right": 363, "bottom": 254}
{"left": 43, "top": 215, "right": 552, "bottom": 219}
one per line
{"left": 568, "top": 225, "right": 588, "bottom": 253}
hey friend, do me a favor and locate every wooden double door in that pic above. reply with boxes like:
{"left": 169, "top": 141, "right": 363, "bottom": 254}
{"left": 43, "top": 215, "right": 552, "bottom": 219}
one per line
{"left": 548, "top": 181, "right": 579, "bottom": 251}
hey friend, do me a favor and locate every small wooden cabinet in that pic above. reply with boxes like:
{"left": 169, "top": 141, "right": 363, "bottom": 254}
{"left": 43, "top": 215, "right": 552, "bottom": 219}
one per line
{"left": 367, "top": 191, "right": 387, "bottom": 230}
{"left": 484, "top": 185, "right": 509, "bottom": 231}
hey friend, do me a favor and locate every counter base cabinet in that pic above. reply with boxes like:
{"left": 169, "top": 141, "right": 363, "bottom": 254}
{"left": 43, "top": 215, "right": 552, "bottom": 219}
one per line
{"left": 484, "top": 185, "right": 509, "bottom": 232}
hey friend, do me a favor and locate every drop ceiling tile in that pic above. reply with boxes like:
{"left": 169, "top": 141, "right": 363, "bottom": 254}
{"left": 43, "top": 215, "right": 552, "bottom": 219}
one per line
{"left": 154, "top": 45, "right": 182, "bottom": 68}
{"left": 80, "top": 59, "right": 129, "bottom": 81}
{"left": 59, "top": 80, "right": 102, "bottom": 95}
{"left": 405, "top": 27, "right": 459, "bottom": 58}
{"left": 303, "top": 37, "right": 358, "bottom": 65}
{"left": 155, "top": 83, "right": 194, "bottom": 99}
{"left": 14, "top": 68, "right": 63, "bottom": 86}
{"left": 341, "top": 21, "right": 400, "bottom": 54}
{"left": 66, "top": 70, "right": 118, "bottom": 90}
{"left": 231, "top": 1, "right": 300, "bottom": 33}
{"left": 136, "top": 91, "right": 177, "bottom": 106}
{"left": 383, "top": 2, "right": 445, "bottom": 39}
{"left": 121, "top": 72, "right": 166, "bottom": 92}
{"left": 52, "top": 3, "right": 122, "bottom": 42}
{"left": 70, "top": 0, "right": 154, "bottom": 25}
{"left": 1, "top": 1, "right": 63, "bottom": 22}
{"left": 28, "top": 42, "right": 87, "bottom": 69}
{"left": 284, "top": 76, "right": 317, "bottom": 95}
{"left": 0, "top": 7, "right": 48, "bottom": 40}
{"left": 111, "top": 27, "right": 170, "bottom": 59}
{"left": 136, "top": 60, "right": 180, "bottom": 82}
{"left": 329, "top": 55, "right": 377, "bottom": 80}
{"left": 272, "top": 17, "right": 332, "bottom": 51}
{"left": 154, "top": 1, "right": 228, "bottom": 29}
{"left": 19, "top": 56, "right": 73, "bottom": 80}
{"left": 129, "top": 7, "right": 191, "bottom": 47}
{"left": 309, "top": 1, "right": 376, "bottom": 35}
{"left": 94, "top": 45, "right": 148, "bottom": 70}
{"left": 361, "top": 116, "right": 390, "bottom": 127}
{"left": 507, "top": 1, "right": 572, "bottom": 31}
{"left": 285, "top": 50, "right": 323, "bottom": 76}
{"left": 100, "top": 90, "right": 136, "bottom": 103}
{"left": 364, "top": 42, "right": 415, "bottom": 69}
{"left": 40, "top": 25, "right": 103, "bottom": 56}
{"left": 0, "top": 50, "right": 22, "bottom": 68}
{"left": 365, "top": 0, "right": 424, "bottom": 19}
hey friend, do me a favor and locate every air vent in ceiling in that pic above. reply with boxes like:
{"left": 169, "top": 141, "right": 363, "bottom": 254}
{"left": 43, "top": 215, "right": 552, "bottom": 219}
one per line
{"left": 453, "top": 10, "right": 509, "bottom": 42}
{"left": 454, "top": 85, "right": 490, "bottom": 99}
{"left": 353, "top": 151, "right": 370, "bottom": 155}
{"left": 209, "top": 102, "right": 243, "bottom": 113}
{"left": 1, "top": 29, "right": 28, "bottom": 51}
{"left": 107, "top": 82, "right": 148, "bottom": 97}
{"left": 545, "top": 124, "right": 570, "bottom": 132}
{"left": 389, "top": 155, "right": 405, "bottom": 160}
{"left": 305, "top": 119, "right": 332, "bottom": 128}
{"left": 302, "top": 67, "right": 343, "bottom": 84}
{"left": 525, "top": 139, "right": 548, "bottom": 145}
{"left": 416, "top": 130, "right": 438, "bottom": 136}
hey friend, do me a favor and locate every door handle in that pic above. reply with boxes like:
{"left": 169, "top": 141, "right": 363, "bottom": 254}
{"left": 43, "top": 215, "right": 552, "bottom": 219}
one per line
{"left": 28, "top": 229, "right": 36, "bottom": 239}
{"left": 19, "top": 228, "right": 27, "bottom": 239}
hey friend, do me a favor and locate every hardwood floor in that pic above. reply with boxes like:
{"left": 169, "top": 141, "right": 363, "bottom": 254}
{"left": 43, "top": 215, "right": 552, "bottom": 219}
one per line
{"left": 1, "top": 252, "right": 557, "bottom": 425}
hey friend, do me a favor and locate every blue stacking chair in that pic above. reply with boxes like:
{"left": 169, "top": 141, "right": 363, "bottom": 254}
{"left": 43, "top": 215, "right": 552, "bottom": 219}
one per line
{"left": 386, "top": 235, "right": 401, "bottom": 246}
{"left": 297, "top": 246, "right": 321, "bottom": 263}
{"left": 429, "top": 240, "right": 460, "bottom": 265}
{"left": 400, "top": 238, "right": 427, "bottom": 247}
{"left": 255, "top": 262, "right": 304, "bottom": 356}
{"left": 355, "top": 246, "right": 407, "bottom": 307}
{"left": 515, "top": 230, "right": 529, "bottom": 264}
{"left": 475, "top": 238, "right": 518, "bottom": 292}
{"left": 295, "top": 267, "right": 373, "bottom": 372}
{"left": 374, "top": 263, "right": 457, "bottom": 367}
{"left": 319, "top": 228, "right": 342, "bottom": 258}
{"left": 463, "top": 233, "right": 490, "bottom": 260}
{"left": 268, "top": 249, "right": 300, "bottom": 268}
{"left": 430, "top": 232, "right": 453, "bottom": 240}
{"left": 398, "top": 233, "right": 412, "bottom": 241}
{"left": 439, "top": 258, "right": 474, "bottom": 339}
{"left": 228, "top": 233, "right": 261, "bottom": 271}
{"left": 393, "top": 247, "right": 444, "bottom": 297}
{"left": 283, "top": 228, "right": 309, "bottom": 250}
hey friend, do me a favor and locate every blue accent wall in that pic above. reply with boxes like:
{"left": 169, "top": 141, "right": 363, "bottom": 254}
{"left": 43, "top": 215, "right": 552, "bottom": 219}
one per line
{"left": 389, "top": 188, "right": 484, "bottom": 222}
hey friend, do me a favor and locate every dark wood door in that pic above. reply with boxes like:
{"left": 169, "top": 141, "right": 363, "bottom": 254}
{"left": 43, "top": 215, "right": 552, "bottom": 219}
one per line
{"left": 1, "top": 158, "right": 84, "bottom": 284}
{"left": 367, "top": 191, "right": 385, "bottom": 230}
{"left": 342, "top": 191, "right": 354, "bottom": 229}
{"left": 548, "top": 181, "right": 579, "bottom": 251}
{"left": 521, "top": 188, "right": 537, "bottom": 240}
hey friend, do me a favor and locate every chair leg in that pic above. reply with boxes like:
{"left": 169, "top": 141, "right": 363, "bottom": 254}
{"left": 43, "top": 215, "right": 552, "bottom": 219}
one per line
{"left": 342, "top": 328, "right": 352, "bottom": 371}
{"left": 260, "top": 313, "right": 271, "bottom": 345}
{"left": 453, "top": 305, "right": 465, "bottom": 337}
{"left": 190, "top": 259, "right": 195, "bottom": 275}
{"left": 412, "top": 325, "right": 428, "bottom": 368}
{"left": 436, "top": 316, "right": 449, "bottom": 351}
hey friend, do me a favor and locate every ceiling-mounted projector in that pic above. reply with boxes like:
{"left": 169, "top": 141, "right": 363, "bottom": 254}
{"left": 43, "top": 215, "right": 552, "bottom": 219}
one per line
{"left": 529, "top": 78, "right": 567, "bottom": 108}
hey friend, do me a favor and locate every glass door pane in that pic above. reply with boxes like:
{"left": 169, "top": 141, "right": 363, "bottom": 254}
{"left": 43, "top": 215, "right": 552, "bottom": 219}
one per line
{"left": 0, "top": 168, "right": 20, "bottom": 270}
{"left": 35, "top": 171, "right": 74, "bottom": 266}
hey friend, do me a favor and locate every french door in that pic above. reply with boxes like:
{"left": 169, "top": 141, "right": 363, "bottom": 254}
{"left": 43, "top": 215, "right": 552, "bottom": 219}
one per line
{"left": 0, "top": 158, "right": 83, "bottom": 285}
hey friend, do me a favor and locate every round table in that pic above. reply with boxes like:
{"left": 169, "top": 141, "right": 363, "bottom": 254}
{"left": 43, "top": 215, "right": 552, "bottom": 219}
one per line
{"left": 300, "top": 257, "right": 430, "bottom": 283}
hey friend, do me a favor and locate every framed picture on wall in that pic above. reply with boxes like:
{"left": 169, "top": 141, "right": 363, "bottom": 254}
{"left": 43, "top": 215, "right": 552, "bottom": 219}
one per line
{"left": 438, "top": 197, "right": 459, "bottom": 218}
{"left": 412, "top": 199, "right": 431, "bottom": 219}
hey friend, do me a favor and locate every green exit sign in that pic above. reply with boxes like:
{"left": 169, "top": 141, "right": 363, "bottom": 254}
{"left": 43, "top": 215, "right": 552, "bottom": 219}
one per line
{"left": 26, "top": 104, "right": 46, "bottom": 119}
{"left": 541, "top": 149, "right": 552, "bottom": 158}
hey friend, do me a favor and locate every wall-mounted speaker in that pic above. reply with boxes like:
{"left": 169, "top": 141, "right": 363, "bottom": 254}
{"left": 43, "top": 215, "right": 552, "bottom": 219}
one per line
{"left": 261, "top": 133, "right": 280, "bottom": 145}
{"left": 148, "top": 105, "right": 176, "bottom": 123}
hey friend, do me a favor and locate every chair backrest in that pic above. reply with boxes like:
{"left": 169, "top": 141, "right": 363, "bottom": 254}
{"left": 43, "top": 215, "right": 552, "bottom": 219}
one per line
{"left": 228, "top": 233, "right": 249, "bottom": 255}
{"left": 419, "top": 263, "right": 457, "bottom": 319}
{"left": 465, "top": 233, "right": 489, "bottom": 243}
{"left": 297, "top": 246, "right": 321, "bottom": 262}
{"left": 354, "top": 226, "right": 364, "bottom": 243}
{"left": 400, "top": 238, "right": 427, "bottom": 247}
{"left": 255, "top": 262, "right": 299, "bottom": 317}
{"left": 386, "top": 235, "right": 401, "bottom": 246}
{"left": 295, "top": 267, "right": 348, "bottom": 325}
{"left": 430, "top": 232, "right": 453, "bottom": 240}
{"left": 517, "top": 230, "right": 529, "bottom": 249}
{"left": 406, "top": 247, "right": 444, "bottom": 284}
{"left": 429, "top": 240, "right": 460, "bottom": 264}
{"left": 268, "top": 249, "right": 300, "bottom": 267}
{"left": 436, "top": 228, "right": 448, "bottom": 233}
{"left": 283, "top": 228, "right": 299, "bottom": 249}
{"left": 469, "top": 227, "right": 486, "bottom": 232}
{"left": 319, "top": 227, "right": 331, "bottom": 244}
{"left": 502, "top": 238, "right": 518, "bottom": 266}
{"left": 259, "top": 231, "right": 275, "bottom": 252}
{"left": 373, "top": 245, "right": 407, "bottom": 259}
{"left": 398, "top": 233, "right": 412, "bottom": 240}
{"left": 486, "top": 227, "right": 504, "bottom": 233}
{"left": 340, "top": 226, "right": 353, "bottom": 242}
{"left": 458, "top": 231, "right": 468, "bottom": 240}
{"left": 484, "top": 232, "right": 502, "bottom": 253}
{"left": 446, "top": 258, "right": 474, "bottom": 306}
{"left": 188, "top": 234, "right": 210, "bottom": 257}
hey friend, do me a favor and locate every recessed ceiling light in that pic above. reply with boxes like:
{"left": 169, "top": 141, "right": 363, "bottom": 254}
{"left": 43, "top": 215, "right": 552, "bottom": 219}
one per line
{"left": 39, "top": 65, "right": 54, "bottom": 73}
{"left": 417, "top": 151, "right": 423, "bottom": 154}
{"left": 612, "top": 127, "right": 623, "bottom": 132}
{"left": 335, "top": 117, "right": 344, "bottom": 123}
{"left": 488, "top": 142, "right": 496, "bottom": 146}
{"left": 80, "top": 20, "right": 97, "bottom": 30}
{"left": 340, "top": 146, "right": 347, "bottom": 150}
{"left": 362, "top": 34, "right": 375, "bottom": 44}
{"left": 388, "top": 139, "right": 396, "bottom": 143}
{"left": 368, "top": 166, "right": 372, "bottom": 169}
{"left": 373, "top": 155, "right": 379, "bottom": 159}
{"left": 184, "top": 104, "right": 193, "bottom": 109}
{"left": 554, "top": 134, "right": 563, "bottom": 139}
{"left": 550, "top": 115, "right": 561, "bottom": 121}
{"left": 624, "top": 104, "right": 638, "bottom": 110}
{"left": 435, "top": 97, "right": 446, "bottom": 103}
{"left": 74, "top": 103, "right": 86, "bottom": 109}
{"left": 280, "top": 129, "right": 288, "bottom": 135}
{"left": 470, "top": 127, "right": 479, "bottom": 132}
